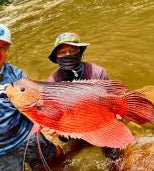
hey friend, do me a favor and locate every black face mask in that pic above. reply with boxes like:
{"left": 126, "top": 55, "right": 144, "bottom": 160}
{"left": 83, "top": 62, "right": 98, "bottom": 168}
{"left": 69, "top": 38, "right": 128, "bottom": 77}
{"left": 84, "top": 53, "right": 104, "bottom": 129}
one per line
{"left": 60, "top": 63, "right": 84, "bottom": 81}
{"left": 56, "top": 53, "right": 82, "bottom": 70}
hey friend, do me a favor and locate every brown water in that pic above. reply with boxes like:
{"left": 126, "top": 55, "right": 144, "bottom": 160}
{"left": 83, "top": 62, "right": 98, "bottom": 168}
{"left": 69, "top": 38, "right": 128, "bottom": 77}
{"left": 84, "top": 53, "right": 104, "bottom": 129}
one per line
{"left": 0, "top": 0, "right": 154, "bottom": 89}
{"left": 0, "top": 0, "right": 154, "bottom": 170}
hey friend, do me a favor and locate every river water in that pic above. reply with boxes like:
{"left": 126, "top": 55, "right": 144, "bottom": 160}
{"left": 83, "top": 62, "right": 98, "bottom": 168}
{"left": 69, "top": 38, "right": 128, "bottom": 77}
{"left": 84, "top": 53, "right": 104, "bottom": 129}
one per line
{"left": 0, "top": 1, "right": 154, "bottom": 171}
{"left": 0, "top": 0, "right": 154, "bottom": 89}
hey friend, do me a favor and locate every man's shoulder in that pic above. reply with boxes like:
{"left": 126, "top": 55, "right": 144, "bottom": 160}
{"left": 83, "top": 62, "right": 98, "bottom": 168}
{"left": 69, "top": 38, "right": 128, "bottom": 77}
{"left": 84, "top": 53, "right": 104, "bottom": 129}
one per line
{"left": 4, "top": 62, "right": 26, "bottom": 80}
{"left": 84, "top": 62, "right": 106, "bottom": 71}
{"left": 83, "top": 62, "right": 108, "bottom": 80}
{"left": 48, "top": 69, "right": 62, "bottom": 82}
{"left": 5, "top": 62, "right": 23, "bottom": 72}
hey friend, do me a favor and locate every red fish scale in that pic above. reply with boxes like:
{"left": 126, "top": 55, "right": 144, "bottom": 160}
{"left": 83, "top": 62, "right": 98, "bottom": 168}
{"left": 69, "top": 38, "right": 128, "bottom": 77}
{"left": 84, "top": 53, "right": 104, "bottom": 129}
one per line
{"left": 24, "top": 95, "right": 127, "bottom": 133}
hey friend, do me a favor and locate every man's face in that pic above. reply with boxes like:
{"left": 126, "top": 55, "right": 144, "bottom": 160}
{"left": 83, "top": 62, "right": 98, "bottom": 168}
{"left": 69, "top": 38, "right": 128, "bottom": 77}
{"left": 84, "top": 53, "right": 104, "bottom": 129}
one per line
{"left": 57, "top": 44, "right": 80, "bottom": 58}
{"left": 0, "top": 40, "right": 10, "bottom": 69}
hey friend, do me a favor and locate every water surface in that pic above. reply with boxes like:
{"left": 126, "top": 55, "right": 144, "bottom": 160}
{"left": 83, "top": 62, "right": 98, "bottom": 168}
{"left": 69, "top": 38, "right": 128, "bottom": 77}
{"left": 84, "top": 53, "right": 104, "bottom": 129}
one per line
{"left": 0, "top": 1, "right": 154, "bottom": 170}
{"left": 0, "top": 0, "right": 154, "bottom": 89}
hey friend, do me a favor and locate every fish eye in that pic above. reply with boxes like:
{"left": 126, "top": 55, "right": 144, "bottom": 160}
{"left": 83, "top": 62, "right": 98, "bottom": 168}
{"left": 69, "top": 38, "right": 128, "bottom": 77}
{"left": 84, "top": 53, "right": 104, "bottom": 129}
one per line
{"left": 20, "top": 87, "right": 25, "bottom": 92}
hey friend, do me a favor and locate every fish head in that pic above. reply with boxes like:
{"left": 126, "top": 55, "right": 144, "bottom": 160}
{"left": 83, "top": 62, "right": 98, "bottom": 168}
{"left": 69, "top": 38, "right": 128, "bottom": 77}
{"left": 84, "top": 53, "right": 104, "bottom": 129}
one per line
{"left": 5, "top": 78, "right": 41, "bottom": 110}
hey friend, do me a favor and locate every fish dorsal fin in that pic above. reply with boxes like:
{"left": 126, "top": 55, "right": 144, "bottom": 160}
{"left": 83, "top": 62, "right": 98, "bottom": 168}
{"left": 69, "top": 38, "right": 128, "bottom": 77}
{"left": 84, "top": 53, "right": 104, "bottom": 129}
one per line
{"left": 81, "top": 118, "right": 135, "bottom": 148}
{"left": 71, "top": 79, "right": 129, "bottom": 95}
{"left": 42, "top": 79, "right": 128, "bottom": 95}
{"left": 93, "top": 80, "right": 128, "bottom": 95}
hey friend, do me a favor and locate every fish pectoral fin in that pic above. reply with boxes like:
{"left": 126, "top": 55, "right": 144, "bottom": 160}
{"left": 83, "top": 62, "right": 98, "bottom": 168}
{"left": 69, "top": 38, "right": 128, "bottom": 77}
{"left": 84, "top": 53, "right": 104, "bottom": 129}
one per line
{"left": 82, "top": 118, "right": 135, "bottom": 148}
{"left": 37, "top": 104, "right": 63, "bottom": 121}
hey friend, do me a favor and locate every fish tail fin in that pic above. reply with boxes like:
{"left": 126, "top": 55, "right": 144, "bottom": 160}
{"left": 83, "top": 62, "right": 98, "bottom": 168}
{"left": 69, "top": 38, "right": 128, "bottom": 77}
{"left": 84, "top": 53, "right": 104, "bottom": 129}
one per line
{"left": 124, "top": 91, "right": 154, "bottom": 124}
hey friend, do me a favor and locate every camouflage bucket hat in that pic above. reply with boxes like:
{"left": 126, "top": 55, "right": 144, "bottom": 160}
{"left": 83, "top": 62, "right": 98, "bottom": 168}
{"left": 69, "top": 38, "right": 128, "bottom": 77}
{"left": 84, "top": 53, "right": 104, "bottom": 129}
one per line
{"left": 48, "top": 32, "right": 89, "bottom": 63}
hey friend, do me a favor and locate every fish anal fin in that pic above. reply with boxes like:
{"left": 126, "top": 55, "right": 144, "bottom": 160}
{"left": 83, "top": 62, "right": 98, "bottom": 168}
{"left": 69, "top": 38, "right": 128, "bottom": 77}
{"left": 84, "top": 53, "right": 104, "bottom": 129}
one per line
{"left": 82, "top": 118, "right": 135, "bottom": 148}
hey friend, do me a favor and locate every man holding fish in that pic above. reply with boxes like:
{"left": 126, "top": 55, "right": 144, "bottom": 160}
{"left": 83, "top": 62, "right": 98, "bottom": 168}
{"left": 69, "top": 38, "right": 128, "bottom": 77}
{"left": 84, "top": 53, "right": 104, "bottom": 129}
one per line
{"left": 0, "top": 24, "right": 56, "bottom": 171}
{"left": 46, "top": 32, "right": 154, "bottom": 169}
{"left": 47, "top": 32, "right": 110, "bottom": 143}
{"left": 46, "top": 33, "right": 154, "bottom": 160}
{"left": 1, "top": 28, "right": 154, "bottom": 171}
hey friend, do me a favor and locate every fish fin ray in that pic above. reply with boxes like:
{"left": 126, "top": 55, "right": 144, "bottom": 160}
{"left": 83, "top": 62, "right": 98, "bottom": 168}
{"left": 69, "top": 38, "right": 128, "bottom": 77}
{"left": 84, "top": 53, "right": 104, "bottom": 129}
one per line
{"left": 36, "top": 131, "right": 52, "bottom": 171}
{"left": 23, "top": 124, "right": 40, "bottom": 171}
{"left": 82, "top": 118, "right": 134, "bottom": 148}
{"left": 56, "top": 130, "right": 82, "bottom": 140}
{"left": 125, "top": 91, "right": 154, "bottom": 124}
{"left": 95, "top": 80, "right": 129, "bottom": 95}
{"left": 78, "top": 80, "right": 129, "bottom": 95}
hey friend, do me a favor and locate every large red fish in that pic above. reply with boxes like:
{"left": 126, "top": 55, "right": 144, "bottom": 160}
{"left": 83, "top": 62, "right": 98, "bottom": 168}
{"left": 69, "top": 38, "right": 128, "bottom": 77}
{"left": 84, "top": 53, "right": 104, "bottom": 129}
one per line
{"left": 5, "top": 78, "right": 154, "bottom": 148}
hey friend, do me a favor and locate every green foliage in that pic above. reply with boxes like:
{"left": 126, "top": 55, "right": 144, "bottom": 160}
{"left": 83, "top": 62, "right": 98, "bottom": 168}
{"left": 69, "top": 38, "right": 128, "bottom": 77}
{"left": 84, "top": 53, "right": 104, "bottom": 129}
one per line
{"left": 0, "top": 0, "right": 12, "bottom": 5}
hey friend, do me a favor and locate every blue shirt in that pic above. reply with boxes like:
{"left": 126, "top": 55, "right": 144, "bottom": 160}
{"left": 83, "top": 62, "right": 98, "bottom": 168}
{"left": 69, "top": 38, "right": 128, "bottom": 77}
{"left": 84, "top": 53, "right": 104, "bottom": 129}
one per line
{"left": 0, "top": 62, "right": 33, "bottom": 156}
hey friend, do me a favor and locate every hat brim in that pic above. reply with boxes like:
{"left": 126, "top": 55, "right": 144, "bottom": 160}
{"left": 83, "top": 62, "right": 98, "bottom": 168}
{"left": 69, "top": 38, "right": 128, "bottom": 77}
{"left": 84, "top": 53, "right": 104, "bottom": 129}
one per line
{"left": 62, "top": 42, "right": 89, "bottom": 47}
{"left": 48, "top": 42, "right": 89, "bottom": 63}
{"left": 0, "top": 38, "right": 11, "bottom": 44}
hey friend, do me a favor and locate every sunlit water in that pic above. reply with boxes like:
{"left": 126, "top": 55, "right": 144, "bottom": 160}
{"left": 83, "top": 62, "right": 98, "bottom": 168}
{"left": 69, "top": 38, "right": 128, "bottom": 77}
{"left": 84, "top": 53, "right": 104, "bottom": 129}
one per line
{"left": 0, "top": 0, "right": 154, "bottom": 89}
{"left": 0, "top": 0, "right": 154, "bottom": 170}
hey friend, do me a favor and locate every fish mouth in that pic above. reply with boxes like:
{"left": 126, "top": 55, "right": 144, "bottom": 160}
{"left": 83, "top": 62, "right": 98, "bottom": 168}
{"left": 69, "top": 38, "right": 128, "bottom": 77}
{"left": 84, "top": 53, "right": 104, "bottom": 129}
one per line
{"left": 4, "top": 83, "right": 15, "bottom": 99}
